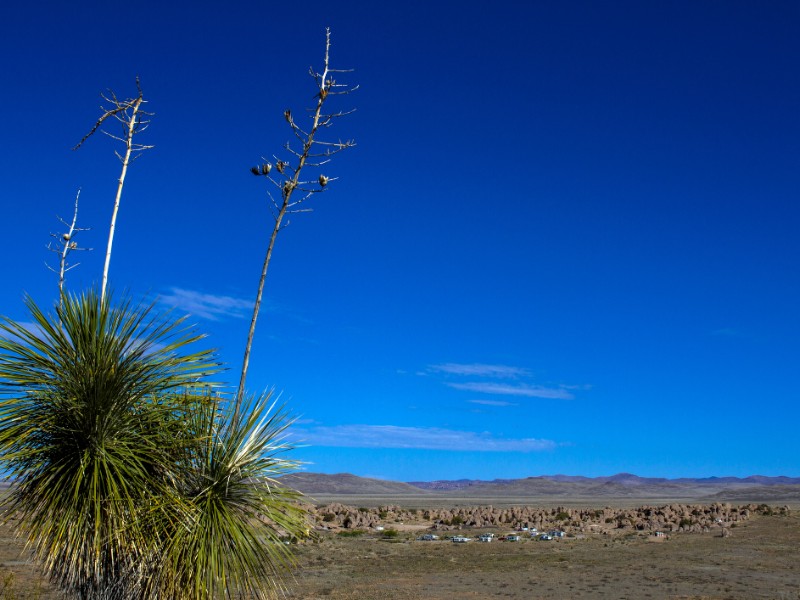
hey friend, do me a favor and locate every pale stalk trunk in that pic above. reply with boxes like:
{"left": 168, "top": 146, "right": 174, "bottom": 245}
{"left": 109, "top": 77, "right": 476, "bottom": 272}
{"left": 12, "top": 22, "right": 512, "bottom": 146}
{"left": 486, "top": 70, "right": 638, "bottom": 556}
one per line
{"left": 233, "top": 208, "right": 286, "bottom": 426}
{"left": 101, "top": 97, "right": 142, "bottom": 303}
{"left": 58, "top": 190, "right": 82, "bottom": 304}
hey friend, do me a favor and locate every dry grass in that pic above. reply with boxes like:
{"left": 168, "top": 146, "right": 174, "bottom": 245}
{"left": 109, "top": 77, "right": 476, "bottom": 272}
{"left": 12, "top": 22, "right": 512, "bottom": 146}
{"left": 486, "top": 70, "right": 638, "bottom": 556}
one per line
{"left": 286, "top": 511, "right": 800, "bottom": 600}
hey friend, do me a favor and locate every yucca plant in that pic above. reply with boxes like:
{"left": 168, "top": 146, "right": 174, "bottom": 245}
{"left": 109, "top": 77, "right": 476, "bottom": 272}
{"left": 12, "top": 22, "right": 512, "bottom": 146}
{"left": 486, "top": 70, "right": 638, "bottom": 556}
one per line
{"left": 0, "top": 290, "right": 310, "bottom": 599}
{"left": 2, "top": 31, "right": 341, "bottom": 600}
{"left": 152, "top": 392, "right": 309, "bottom": 600}
{"left": 0, "top": 289, "right": 217, "bottom": 597}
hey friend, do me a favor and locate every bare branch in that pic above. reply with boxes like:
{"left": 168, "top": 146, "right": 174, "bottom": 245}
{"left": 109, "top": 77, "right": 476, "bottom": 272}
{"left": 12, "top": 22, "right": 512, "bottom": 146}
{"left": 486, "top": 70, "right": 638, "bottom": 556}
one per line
{"left": 73, "top": 106, "right": 126, "bottom": 150}
{"left": 101, "top": 130, "right": 127, "bottom": 143}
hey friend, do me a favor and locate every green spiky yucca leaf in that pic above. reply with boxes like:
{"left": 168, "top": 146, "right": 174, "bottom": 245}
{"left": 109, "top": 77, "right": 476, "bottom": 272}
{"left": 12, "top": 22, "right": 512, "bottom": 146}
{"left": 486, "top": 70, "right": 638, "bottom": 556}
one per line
{"left": 0, "top": 289, "right": 309, "bottom": 599}
{"left": 0, "top": 289, "right": 219, "bottom": 598}
{"left": 153, "top": 392, "right": 309, "bottom": 600}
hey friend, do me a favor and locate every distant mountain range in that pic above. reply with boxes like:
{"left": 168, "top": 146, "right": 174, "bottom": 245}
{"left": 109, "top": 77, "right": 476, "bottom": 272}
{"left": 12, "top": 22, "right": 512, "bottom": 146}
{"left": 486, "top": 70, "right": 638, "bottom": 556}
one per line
{"left": 408, "top": 473, "right": 800, "bottom": 490}
{"left": 281, "top": 472, "right": 800, "bottom": 503}
{"left": 280, "top": 472, "right": 429, "bottom": 496}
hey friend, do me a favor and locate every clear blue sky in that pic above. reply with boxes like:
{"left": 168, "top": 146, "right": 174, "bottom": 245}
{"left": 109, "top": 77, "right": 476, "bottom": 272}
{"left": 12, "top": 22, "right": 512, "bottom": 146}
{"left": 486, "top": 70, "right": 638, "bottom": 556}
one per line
{"left": 2, "top": 0, "right": 798, "bottom": 481}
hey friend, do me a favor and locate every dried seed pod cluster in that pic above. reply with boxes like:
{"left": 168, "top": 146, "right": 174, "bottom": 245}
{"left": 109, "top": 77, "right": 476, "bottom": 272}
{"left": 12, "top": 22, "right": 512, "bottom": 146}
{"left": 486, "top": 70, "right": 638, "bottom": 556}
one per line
{"left": 250, "top": 163, "right": 273, "bottom": 176}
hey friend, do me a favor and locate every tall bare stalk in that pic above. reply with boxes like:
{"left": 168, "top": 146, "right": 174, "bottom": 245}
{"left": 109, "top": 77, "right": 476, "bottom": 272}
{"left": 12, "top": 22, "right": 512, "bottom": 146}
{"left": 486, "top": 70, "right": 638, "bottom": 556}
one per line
{"left": 46, "top": 189, "right": 91, "bottom": 303}
{"left": 74, "top": 78, "right": 153, "bottom": 301}
{"left": 234, "top": 28, "right": 357, "bottom": 425}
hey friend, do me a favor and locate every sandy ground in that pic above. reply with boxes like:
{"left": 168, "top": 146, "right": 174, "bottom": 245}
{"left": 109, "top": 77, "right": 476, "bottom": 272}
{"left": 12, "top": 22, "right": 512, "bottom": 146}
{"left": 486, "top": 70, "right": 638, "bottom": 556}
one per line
{"left": 286, "top": 511, "right": 800, "bottom": 600}
{"left": 1, "top": 509, "right": 798, "bottom": 599}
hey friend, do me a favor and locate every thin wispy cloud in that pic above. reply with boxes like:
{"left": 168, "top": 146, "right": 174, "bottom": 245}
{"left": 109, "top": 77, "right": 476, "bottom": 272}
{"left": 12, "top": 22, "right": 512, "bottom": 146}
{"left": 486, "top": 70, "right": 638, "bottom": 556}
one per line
{"left": 289, "top": 424, "right": 557, "bottom": 452}
{"left": 468, "top": 399, "right": 518, "bottom": 407}
{"left": 429, "top": 363, "right": 531, "bottom": 378}
{"left": 448, "top": 381, "right": 574, "bottom": 400}
{"left": 159, "top": 287, "right": 253, "bottom": 321}
{"left": 426, "top": 361, "right": 582, "bottom": 401}
{"left": 14, "top": 321, "right": 45, "bottom": 336}
{"left": 0, "top": 321, "right": 45, "bottom": 343}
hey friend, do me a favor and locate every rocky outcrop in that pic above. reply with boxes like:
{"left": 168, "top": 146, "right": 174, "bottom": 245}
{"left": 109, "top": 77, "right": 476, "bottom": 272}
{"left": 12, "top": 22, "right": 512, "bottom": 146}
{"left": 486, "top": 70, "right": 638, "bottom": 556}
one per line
{"left": 307, "top": 502, "right": 788, "bottom": 534}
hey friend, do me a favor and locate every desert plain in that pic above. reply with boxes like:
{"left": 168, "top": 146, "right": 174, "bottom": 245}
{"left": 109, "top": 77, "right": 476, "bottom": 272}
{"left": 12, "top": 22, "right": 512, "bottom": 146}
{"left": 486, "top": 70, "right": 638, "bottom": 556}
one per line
{"left": 2, "top": 474, "right": 799, "bottom": 600}
{"left": 284, "top": 500, "right": 799, "bottom": 600}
